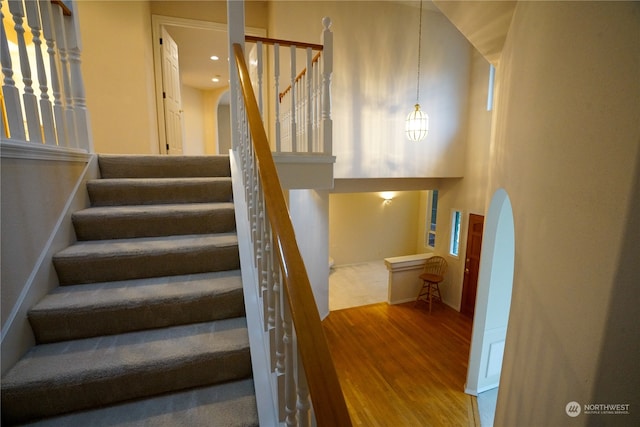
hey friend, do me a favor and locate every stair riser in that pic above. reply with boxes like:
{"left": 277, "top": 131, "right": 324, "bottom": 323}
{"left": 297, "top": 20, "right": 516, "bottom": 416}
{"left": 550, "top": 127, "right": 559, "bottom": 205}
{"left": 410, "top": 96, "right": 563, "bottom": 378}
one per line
{"left": 73, "top": 209, "right": 236, "bottom": 240}
{"left": 54, "top": 246, "right": 240, "bottom": 285}
{"left": 1, "top": 349, "right": 251, "bottom": 425}
{"left": 29, "top": 289, "right": 245, "bottom": 343}
{"left": 88, "top": 181, "right": 232, "bottom": 206}
{"left": 99, "top": 155, "right": 231, "bottom": 179}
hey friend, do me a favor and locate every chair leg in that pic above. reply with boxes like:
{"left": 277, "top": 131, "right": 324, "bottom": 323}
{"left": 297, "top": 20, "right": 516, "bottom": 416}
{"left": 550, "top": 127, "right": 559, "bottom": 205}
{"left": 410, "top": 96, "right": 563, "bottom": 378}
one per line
{"left": 428, "top": 283, "right": 433, "bottom": 313}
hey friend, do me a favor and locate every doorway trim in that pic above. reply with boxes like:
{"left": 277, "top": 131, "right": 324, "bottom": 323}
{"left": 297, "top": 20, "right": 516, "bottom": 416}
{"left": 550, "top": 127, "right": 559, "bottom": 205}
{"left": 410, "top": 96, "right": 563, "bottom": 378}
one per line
{"left": 465, "top": 188, "right": 515, "bottom": 395}
{"left": 151, "top": 15, "right": 265, "bottom": 155}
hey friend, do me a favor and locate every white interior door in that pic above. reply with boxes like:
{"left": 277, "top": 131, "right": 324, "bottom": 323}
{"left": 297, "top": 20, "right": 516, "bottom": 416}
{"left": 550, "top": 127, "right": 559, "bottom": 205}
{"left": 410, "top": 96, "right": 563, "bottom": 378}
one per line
{"left": 161, "top": 28, "right": 184, "bottom": 155}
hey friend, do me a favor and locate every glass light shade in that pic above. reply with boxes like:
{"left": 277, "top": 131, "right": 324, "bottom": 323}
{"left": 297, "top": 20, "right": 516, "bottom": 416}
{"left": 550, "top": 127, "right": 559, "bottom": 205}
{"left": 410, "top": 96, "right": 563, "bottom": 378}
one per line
{"left": 406, "top": 104, "right": 429, "bottom": 142}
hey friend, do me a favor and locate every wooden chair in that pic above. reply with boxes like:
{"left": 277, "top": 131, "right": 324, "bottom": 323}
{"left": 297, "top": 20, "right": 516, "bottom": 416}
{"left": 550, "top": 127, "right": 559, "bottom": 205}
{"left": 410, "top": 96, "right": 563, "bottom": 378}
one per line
{"left": 415, "top": 256, "right": 448, "bottom": 313}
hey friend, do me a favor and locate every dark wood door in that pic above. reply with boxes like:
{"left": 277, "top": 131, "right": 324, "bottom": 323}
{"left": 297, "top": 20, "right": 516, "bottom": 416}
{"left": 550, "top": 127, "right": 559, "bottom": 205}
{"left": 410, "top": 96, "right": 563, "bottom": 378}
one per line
{"left": 461, "top": 214, "right": 484, "bottom": 317}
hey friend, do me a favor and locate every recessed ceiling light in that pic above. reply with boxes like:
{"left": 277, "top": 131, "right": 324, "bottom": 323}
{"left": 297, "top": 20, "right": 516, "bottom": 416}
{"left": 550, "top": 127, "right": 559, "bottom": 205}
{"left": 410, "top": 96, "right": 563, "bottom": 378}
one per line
{"left": 210, "top": 55, "right": 219, "bottom": 61}
{"left": 212, "top": 77, "right": 220, "bottom": 82}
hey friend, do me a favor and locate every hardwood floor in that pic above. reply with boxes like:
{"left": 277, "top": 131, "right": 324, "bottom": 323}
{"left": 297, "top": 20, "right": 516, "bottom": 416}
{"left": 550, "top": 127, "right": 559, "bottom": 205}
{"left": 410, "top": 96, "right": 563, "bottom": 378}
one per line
{"left": 323, "top": 301, "right": 477, "bottom": 426}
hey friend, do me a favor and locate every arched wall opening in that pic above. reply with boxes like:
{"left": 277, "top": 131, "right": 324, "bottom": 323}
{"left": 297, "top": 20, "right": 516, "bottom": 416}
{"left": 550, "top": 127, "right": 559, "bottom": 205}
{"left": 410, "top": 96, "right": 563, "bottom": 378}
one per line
{"left": 465, "top": 188, "right": 515, "bottom": 395}
{"left": 216, "top": 90, "right": 231, "bottom": 155}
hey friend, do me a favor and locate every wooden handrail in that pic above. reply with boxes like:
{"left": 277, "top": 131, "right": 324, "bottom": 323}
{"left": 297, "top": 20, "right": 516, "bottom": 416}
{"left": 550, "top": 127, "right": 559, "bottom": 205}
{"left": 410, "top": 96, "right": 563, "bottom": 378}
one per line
{"left": 233, "top": 43, "right": 351, "bottom": 427}
{"left": 245, "top": 35, "right": 323, "bottom": 51}
{"left": 278, "top": 51, "right": 323, "bottom": 102}
{"left": 51, "top": 0, "right": 72, "bottom": 16}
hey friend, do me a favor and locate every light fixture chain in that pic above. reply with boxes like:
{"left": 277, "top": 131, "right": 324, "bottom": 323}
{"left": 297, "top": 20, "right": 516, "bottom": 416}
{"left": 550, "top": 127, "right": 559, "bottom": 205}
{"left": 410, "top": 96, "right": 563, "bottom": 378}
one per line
{"left": 416, "top": 0, "right": 423, "bottom": 104}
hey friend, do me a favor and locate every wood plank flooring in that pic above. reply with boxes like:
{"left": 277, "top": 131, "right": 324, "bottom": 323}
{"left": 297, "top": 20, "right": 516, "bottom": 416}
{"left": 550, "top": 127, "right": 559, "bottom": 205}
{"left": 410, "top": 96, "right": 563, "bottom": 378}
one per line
{"left": 323, "top": 301, "right": 477, "bottom": 426}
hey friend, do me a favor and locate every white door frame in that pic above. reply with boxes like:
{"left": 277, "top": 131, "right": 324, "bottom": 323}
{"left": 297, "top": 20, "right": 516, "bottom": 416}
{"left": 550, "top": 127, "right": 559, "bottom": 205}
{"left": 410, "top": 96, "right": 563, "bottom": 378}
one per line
{"left": 465, "top": 188, "right": 515, "bottom": 395}
{"left": 151, "top": 15, "right": 266, "bottom": 155}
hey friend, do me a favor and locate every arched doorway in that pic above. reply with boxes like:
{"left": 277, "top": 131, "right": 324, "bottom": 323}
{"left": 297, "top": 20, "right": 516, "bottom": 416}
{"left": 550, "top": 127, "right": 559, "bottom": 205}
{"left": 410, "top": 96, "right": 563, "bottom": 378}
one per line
{"left": 465, "top": 188, "right": 515, "bottom": 397}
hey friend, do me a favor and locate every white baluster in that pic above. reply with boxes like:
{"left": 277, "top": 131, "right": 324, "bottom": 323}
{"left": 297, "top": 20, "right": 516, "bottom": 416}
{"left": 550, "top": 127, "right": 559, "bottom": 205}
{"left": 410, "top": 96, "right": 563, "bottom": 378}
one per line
{"left": 25, "top": 0, "right": 56, "bottom": 145}
{"left": 296, "top": 347, "right": 312, "bottom": 427}
{"left": 274, "top": 44, "right": 281, "bottom": 153}
{"left": 8, "top": 0, "right": 42, "bottom": 143}
{"left": 51, "top": 3, "right": 76, "bottom": 148}
{"left": 306, "top": 47, "right": 313, "bottom": 153}
{"left": 1, "top": 3, "right": 26, "bottom": 140}
{"left": 289, "top": 45, "right": 296, "bottom": 153}
{"left": 39, "top": 0, "right": 67, "bottom": 146}
{"left": 321, "top": 17, "right": 333, "bottom": 155}
{"left": 265, "top": 216, "right": 277, "bottom": 336}
{"left": 63, "top": 7, "right": 92, "bottom": 151}
{"left": 271, "top": 256, "right": 286, "bottom": 422}
{"left": 283, "top": 283, "right": 296, "bottom": 426}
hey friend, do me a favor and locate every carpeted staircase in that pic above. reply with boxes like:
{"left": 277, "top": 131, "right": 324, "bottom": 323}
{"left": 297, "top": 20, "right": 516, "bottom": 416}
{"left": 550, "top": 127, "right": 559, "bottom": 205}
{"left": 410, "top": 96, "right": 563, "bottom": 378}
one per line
{"left": 1, "top": 155, "right": 259, "bottom": 426}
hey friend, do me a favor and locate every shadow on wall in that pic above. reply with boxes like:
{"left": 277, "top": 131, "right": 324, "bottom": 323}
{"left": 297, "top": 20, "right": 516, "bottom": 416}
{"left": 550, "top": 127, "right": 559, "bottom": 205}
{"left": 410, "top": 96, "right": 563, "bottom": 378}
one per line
{"left": 588, "top": 144, "right": 640, "bottom": 426}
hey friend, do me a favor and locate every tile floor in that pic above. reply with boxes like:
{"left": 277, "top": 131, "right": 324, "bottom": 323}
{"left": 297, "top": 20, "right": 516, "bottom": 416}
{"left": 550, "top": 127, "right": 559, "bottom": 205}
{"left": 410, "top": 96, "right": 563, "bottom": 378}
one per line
{"left": 328, "top": 260, "right": 389, "bottom": 311}
{"left": 477, "top": 387, "right": 498, "bottom": 426}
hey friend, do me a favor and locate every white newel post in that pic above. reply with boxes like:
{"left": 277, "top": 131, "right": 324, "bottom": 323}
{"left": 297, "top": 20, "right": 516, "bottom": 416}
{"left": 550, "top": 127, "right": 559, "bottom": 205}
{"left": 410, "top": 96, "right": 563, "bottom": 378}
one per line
{"left": 25, "top": 0, "right": 56, "bottom": 145}
{"left": 256, "top": 41, "right": 263, "bottom": 117}
{"left": 227, "top": 0, "right": 244, "bottom": 151}
{"left": 1, "top": 2, "right": 26, "bottom": 140}
{"left": 321, "top": 17, "right": 333, "bottom": 155}
{"left": 8, "top": 0, "right": 42, "bottom": 143}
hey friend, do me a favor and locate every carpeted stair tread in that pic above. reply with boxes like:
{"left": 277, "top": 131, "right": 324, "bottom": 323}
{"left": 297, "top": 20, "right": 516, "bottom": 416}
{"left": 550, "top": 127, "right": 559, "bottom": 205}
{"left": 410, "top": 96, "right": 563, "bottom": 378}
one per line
{"left": 87, "top": 177, "right": 233, "bottom": 206}
{"left": 98, "top": 154, "right": 231, "bottom": 179}
{"left": 19, "top": 378, "right": 258, "bottom": 427}
{"left": 1, "top": 318, "right": 252, "bottom": 425}
{"left": 29, "top": 270, "right": 244, "bottom": 343}
{"left": 72, "top": 202, "right": 236, "bottom": 240}
{"left": 53, "top": 233, "right": 240, "bottom": 285}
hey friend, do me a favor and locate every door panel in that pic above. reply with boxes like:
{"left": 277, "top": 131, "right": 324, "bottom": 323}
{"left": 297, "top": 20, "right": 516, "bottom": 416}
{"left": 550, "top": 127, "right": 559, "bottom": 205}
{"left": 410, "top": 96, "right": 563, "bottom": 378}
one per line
{"left": 461, "top": 214, "right": 484, "bottom": 317}
{"left": 161, "top": 28, "right": 184, "bottom": 155}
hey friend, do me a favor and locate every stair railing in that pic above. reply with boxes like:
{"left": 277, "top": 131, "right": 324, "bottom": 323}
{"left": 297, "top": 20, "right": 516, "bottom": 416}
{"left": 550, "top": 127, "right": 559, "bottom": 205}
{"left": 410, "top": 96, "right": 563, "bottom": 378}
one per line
{"left": 1, "top": 0, "right": 92, "bottom": 152}
{"left": 231, "top": 40, "right": 351, "bottom": 426}
{"left": 244, "top": 17, "right": 332, "bottom": 156}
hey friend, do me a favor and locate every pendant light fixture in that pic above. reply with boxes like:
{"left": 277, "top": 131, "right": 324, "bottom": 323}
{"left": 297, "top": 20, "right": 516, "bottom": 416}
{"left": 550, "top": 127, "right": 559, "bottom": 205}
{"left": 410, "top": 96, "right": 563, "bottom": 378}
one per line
{"left": 406, "top": 0, "right": 429, "bottom": 142}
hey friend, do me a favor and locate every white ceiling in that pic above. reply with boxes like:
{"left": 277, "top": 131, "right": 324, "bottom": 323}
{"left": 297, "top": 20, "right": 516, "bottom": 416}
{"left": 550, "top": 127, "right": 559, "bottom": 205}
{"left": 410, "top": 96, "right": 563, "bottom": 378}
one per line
{"left": 164, "top": 24, "right": 230, "bottom": 91}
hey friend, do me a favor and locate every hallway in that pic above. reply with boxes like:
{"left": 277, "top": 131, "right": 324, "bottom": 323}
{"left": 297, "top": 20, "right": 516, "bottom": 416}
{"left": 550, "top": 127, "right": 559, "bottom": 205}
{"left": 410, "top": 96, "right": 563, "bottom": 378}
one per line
{"left": 323, "top": 302, "right": 477, "bottom": 426}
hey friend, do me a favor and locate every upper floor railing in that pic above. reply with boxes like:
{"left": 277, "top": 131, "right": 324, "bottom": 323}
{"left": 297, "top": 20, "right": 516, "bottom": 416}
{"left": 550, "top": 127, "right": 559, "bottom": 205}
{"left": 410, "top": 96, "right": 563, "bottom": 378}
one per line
{"left": 231, "top": 19, "right": 350, "bottom": 426}
{"left": 244, "top": 17, "right": 332, "bottom": 156}
{"left": 1, "top": 0, "right": 92, "bottom": 152}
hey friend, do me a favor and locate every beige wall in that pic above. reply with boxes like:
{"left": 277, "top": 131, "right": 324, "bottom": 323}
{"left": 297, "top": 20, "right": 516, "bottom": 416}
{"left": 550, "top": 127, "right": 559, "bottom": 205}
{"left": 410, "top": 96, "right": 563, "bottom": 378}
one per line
{"left": 418, "top": 49, "right": 494, "bottom": 310}
{"left": 492, "top": 2, "right": 640, "bottom": 425}
{"left": 204, "top": 87, "right": 231, "bottom": 155}
{"left": 329, "top": 191, "right": 421, "bottom": 265}
{"left": 1, "top": 157, "right": 91, "bottom": 373}
{"left": 77, "top": 1, "right": 267, "bottom": 155}
{"left": 78, "top": 1, "right": 158, "bottom": 154}
{"left": 181, "top": 85, "right": 206, "bottom": 155}
{"left": 268, "top": 1, "right": 471, "bottom": 179}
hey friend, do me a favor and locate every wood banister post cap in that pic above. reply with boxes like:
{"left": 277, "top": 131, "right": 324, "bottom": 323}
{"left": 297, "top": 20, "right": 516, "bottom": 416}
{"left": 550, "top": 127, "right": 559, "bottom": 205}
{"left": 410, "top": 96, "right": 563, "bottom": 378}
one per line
{"left": 323, "top": 17, "right": 332, "bottom": 30}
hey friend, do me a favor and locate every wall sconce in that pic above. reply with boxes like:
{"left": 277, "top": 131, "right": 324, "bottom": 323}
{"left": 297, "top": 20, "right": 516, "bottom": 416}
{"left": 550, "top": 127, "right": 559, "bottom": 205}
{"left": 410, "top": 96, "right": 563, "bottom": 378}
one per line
{"left": 380, "top": 192, "right": 395, "bottom": 205}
